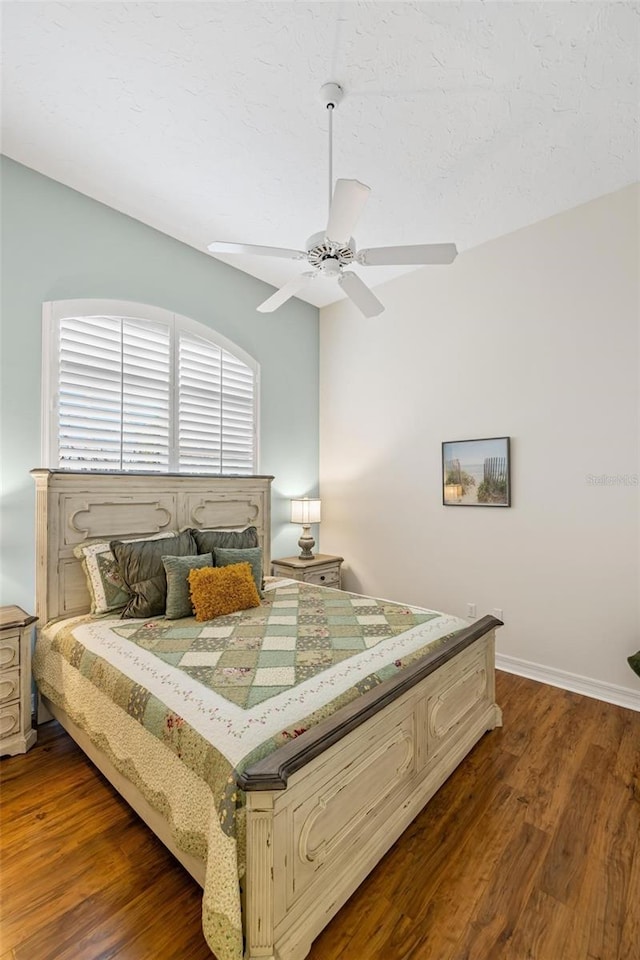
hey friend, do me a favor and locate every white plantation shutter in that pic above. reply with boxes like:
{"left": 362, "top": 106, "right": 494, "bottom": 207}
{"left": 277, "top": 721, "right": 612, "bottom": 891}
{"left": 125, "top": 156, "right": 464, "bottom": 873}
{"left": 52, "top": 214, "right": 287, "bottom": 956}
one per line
{"left": 178, "top": 332, "right": 222, "bottom": 472}
{"left": 58, "top": 315, "right": 171, "bottom": 471}
{"left": 220, "top": 350, "right": 256, "bottom": 473}
{"left": 177, "top": 335, "right": 256, "bottom": 474}
{"left": 46, "top": 302, "right": 258, "bottom": 474}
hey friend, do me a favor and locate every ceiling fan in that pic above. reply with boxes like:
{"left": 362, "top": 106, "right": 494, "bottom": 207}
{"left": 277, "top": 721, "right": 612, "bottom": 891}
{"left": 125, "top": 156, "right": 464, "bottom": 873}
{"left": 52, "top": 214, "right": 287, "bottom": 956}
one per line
{"left": 207, "top": 83, "right": 457, "bottom": 318}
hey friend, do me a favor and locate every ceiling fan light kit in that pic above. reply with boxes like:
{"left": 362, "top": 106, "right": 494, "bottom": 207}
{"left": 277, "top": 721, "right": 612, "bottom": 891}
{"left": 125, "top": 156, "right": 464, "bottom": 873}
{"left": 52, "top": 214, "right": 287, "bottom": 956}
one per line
{"left": 207, "top": 82, "right": 457, "bottom": 318}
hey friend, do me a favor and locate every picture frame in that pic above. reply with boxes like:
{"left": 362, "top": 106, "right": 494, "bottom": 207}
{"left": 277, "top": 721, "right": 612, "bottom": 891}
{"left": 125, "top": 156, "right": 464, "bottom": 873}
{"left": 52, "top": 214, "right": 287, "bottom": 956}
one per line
{"left": 442, "top": 436, "right": 511, "bottom": 507}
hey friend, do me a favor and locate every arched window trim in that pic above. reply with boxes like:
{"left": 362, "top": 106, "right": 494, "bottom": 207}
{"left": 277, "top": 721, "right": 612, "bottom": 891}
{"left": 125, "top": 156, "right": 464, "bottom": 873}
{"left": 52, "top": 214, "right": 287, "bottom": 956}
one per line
{"left": 41, "top": 298, "right": 260, "bottom": 473}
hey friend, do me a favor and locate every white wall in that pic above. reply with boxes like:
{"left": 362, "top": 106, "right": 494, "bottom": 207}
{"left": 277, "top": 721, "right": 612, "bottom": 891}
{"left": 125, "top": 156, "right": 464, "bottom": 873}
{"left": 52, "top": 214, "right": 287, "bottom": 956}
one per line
{"left": 320, "top": 184, "right": 639, "bottom": 703}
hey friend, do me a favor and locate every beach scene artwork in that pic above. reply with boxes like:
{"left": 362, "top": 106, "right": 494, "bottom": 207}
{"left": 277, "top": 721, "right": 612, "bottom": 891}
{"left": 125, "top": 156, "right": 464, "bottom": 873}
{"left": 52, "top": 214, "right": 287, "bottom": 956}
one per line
{"left": 442, "top": 437, "right": 511, "bottom": 507}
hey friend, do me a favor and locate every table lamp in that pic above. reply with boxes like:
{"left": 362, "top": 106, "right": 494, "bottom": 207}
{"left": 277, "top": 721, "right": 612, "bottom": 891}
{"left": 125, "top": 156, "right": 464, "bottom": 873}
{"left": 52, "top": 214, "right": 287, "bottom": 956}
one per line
{"left": 290, "top": 498, "right": 321, "bottom": 559}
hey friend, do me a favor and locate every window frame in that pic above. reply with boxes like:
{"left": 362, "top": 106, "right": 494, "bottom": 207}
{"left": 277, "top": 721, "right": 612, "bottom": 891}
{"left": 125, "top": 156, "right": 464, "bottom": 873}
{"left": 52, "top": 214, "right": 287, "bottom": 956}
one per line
{"left": 41, "top": 298, "right": 260, "bottom": 473}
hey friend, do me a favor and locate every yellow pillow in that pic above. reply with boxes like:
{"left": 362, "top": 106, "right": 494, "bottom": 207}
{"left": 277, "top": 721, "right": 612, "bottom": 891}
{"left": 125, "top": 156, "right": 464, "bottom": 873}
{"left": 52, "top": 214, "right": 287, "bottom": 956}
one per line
{"left": 188, "top": 562, "right": 261, "bottom": 621}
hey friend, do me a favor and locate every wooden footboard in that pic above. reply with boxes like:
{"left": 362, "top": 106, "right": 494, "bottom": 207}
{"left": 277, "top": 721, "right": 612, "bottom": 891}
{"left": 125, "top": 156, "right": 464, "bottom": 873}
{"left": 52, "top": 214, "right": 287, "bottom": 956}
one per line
{"left": 239, "top": 618, "right": 502, "bottom": 960}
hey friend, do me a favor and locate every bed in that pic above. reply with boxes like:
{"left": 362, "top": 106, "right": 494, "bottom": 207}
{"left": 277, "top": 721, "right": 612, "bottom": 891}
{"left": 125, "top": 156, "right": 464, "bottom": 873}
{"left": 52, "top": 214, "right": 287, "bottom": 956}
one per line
{"left": 31, "top": 469, "right": 503, "bottom": 960}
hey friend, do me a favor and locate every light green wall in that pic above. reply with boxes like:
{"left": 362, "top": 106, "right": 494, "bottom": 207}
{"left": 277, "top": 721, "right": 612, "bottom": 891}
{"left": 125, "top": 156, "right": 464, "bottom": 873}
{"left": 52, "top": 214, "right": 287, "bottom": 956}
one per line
{"left": 0, "top": 156, "right": 319, "bottom": 609}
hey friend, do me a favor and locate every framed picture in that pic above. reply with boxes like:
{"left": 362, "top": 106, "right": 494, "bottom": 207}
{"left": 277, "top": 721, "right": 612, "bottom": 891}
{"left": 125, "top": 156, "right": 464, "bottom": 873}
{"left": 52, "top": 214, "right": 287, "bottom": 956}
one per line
{"left": 442, "top": 436, "right": 511, "bottom": 507}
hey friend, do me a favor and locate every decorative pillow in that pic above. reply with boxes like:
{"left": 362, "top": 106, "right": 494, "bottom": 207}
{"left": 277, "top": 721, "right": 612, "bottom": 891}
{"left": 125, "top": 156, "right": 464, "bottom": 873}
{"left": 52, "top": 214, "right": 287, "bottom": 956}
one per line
{"left": 188, "top": 562, "right": 261, "bottom": 622}
{"left": 192, "top": 526, "right": 259, "bottom": 556}
{"left": 74, "top": 532, "right": 175, "bottom": 616}
{"left": 162, "top": 553, "right": 213, "bottom": 620}
{"left": 214, "top": 546, "right": 263, "bottom": 596}
{"left": 111, "top": 529, "right": 197, "bottom": 619}
{"left": 73, "top": 540, "right": 130, "bottom": 615}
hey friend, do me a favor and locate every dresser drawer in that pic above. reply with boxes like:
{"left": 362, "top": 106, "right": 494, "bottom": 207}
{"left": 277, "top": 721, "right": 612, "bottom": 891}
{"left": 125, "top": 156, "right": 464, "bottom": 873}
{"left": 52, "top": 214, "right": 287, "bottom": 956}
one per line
{"left": 0, "top": 669, "right": 19, "bottom": 705}
{"left": 304, "top": 568, "right": 340, "bottom": 586}
{"left": 0, "top": 637, "right": 19, "bottom": 670}
{"left": 0, "top": 702, "right": 21, "bottom": 740}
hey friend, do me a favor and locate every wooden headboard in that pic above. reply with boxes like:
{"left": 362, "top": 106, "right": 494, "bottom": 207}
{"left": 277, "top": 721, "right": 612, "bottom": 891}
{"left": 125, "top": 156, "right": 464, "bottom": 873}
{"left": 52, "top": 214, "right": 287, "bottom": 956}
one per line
{"left": 31, "top": 470, "right": 273, "bottom": 624}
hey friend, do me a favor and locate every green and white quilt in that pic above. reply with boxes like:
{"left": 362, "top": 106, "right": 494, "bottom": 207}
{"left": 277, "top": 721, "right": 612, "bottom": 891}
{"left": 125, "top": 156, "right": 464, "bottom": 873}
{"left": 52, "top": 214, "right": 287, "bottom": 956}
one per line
{"left": 33, "top": 579, "right": 467, "bottom": 960}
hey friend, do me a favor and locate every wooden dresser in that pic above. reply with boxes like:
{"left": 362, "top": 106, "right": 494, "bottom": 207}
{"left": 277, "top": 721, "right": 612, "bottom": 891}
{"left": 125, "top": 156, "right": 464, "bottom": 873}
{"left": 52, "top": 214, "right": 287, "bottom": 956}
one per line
{"left": 0, "top": 605, "right": 37, "bottom": 756}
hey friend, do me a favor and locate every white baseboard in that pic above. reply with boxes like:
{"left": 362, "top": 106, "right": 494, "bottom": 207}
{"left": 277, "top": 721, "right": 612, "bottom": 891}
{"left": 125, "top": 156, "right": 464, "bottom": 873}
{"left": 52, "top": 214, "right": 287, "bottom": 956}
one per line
{"left": 496, "top": 653, "right": 640, "bottom": 713}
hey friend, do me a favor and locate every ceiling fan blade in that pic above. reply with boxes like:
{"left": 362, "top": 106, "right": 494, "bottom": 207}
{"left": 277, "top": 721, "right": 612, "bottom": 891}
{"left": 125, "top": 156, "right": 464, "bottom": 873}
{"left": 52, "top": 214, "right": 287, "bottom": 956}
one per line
{"left": 256, "top": 273, "right": 316, "bottom": 313}
{"left": 208, "top": 241, "right": 306, "bottom": 260}
{"left": 326, "top": 179, "right": 371, "bottom": 244}
{"left": 338, "top": 272, "right": 384, "bottom": 318}
{"left": 357, "top": 243, "right": 458, "bottom": 266}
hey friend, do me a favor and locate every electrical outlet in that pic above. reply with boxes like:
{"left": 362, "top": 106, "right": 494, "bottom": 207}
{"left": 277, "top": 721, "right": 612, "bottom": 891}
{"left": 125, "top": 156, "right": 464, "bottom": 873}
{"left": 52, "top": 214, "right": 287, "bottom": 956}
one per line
{"left": 467, "top": 603, "right": 476, "bottom": 619}
{"left": 493, "top": 608, "right": 503, "bottom": 620}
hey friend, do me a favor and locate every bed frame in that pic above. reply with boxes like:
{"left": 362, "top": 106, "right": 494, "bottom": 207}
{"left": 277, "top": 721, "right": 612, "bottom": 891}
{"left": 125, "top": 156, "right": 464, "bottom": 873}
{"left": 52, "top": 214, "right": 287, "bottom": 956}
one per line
{"left": 32, "top": 469, "right": 503, "bottom": 960}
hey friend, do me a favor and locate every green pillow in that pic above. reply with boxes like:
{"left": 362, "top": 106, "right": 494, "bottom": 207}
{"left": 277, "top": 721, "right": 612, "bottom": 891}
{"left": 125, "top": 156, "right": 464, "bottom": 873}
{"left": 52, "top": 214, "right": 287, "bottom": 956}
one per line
{"left": 628, "top": 651, "right": 640, "bottom": 678}
{"left": 214, "top": 546, "right": 263, "bottom": 596}
{"left": 162, "top": 553, "right": 213, "bottom": 620}
{"left": 73, "top": 532, "right": 175, "bottom": 616}
{"left": 111, "top": 529, "right": 197, "bottom": 618}
{"left": 193, "top": 526, "right": 259, "bottom": 554}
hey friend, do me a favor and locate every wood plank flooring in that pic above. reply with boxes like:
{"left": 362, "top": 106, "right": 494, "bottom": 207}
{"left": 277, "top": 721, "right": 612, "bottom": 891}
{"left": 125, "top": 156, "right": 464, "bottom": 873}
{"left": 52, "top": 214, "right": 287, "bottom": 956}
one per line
{"left": 1, "top": 673, "right": 638, "bottom": 960}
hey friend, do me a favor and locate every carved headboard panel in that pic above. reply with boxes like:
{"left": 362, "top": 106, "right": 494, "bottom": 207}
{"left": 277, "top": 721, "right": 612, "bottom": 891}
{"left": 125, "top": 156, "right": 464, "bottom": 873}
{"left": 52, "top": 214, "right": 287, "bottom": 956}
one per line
{"left": 31, "top": 470, "right": 273, "bottom": 624}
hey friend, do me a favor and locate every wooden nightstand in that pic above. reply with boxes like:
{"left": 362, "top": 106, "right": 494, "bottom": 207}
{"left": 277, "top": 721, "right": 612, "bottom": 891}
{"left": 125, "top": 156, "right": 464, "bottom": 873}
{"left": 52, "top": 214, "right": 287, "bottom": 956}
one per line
{"left": 271, "top": 554, "right": 344, "bottom": 589}
{"left": 0, "top": 606, "right": 37, "bottom": 756}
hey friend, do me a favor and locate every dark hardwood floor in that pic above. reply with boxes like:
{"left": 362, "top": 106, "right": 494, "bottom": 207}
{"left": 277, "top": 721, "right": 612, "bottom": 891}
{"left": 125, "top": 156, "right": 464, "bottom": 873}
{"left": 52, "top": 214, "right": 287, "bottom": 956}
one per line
{"left": 1, "top": 673, "right": 638, "bottom": 960}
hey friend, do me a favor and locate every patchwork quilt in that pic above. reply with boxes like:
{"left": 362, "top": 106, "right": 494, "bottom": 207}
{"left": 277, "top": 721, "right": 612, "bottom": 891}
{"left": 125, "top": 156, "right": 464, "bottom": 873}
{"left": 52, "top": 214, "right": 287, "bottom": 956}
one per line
{"left": 33, "top": 579, "right": 467, "bottom": 960}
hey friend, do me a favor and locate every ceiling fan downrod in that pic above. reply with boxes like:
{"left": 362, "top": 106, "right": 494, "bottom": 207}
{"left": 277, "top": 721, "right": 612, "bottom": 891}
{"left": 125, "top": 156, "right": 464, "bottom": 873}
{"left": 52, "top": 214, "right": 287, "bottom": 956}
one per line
{"left": 319, "top": 82, "right": 343, "bottom": 218}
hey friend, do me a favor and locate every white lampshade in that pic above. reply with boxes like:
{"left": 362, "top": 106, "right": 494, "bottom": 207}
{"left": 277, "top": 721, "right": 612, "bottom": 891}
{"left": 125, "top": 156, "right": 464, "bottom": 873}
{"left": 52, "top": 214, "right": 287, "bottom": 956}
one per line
{"left": 290, "top": 498, "right": 321, "bottom": 525}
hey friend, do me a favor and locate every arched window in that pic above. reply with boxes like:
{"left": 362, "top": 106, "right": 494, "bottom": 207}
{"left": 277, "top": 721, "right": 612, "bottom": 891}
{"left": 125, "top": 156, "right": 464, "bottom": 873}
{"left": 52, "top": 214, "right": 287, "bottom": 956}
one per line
{"left": 42, "top": 300, "right": 259, "bottom": 474}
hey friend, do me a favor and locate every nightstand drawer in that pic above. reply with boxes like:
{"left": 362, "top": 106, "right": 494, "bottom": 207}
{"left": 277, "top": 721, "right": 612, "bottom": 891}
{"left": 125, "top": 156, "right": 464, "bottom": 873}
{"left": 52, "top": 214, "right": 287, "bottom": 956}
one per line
{"left": 305, "top": 568, "right": 340, "bottom": 586}
{"left": 0, "top": 637, "right": 19, "bottom": 670}
{"left": 272, "top": 554, "right": 344, "bottom": 591}
{"left": 0, "top": 669, "right": 19, "bottom": 704}
{"left": 0, "top": 702, "right": 21, "bottom": 740}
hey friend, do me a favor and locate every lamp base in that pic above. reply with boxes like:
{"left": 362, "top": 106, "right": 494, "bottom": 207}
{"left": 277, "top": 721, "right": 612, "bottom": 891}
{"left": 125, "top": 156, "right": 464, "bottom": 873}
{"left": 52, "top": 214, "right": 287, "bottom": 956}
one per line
{"left": 298, "top": 525, "right": 315, "bottom": 560}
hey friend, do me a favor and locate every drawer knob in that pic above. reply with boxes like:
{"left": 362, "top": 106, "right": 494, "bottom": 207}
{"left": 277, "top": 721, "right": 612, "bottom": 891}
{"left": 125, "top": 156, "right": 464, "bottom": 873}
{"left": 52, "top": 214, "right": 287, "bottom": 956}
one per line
{"left": 320, "top": 575, "right": 325, "bottom": 581}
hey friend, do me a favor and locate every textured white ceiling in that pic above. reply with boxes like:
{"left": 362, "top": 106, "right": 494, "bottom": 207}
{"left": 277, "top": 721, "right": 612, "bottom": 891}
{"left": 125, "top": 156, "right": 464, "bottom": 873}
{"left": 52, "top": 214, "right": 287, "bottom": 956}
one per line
{"left": 2, "top": 2, "right": 639, "bottom": 308}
